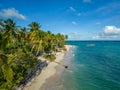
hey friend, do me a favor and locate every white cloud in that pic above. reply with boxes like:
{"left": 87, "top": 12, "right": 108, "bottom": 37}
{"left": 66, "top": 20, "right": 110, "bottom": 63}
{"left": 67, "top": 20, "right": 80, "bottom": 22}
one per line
{"left": 0, "top": 8, "right": 26, "bottom": 20}
{"left": 96, "top": 3, "right": 120, "bottom": 13}
{"left": 103, "top": 26, "right": 120, "bottom": 35}
{"left": 92, "top": 26, "right": 120, "bottom": 40}
{"left": 91, "top": 3, "right": 120, "bottom": 17}
{"left": 92, "top": 35, "right": 100, "bottom": 40}
{"left": 77, "top": 13, "right": 81, "bottom": 16}
{"left": 69, "top": 7, "right": 76, "bottom": 12}
{"left": 69, "top": 32, "right": 79, "bottom": 35}
{"left": 72, "top": 21, "right": 77, "bottom": 25}
{"left": 69, "top": 7, "right": 82, "bottom": 17}
{"left": 83, "top": 0, "right": 91, "bottom": 3}
{"left": 68, "top": 32, "right": 81, "bottom": 40}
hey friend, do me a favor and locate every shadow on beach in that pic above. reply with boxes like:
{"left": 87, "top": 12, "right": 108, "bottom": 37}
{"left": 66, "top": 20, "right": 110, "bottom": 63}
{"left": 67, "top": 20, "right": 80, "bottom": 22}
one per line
{"left": 17, "top": 60, "right": 48, "bottom": 90}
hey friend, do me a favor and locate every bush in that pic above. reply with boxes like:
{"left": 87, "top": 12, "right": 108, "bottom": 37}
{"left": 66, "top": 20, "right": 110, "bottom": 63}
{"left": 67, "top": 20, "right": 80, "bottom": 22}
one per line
{"left": 63, "top": 46, "right": 67, "bottom": 51}
{"left": 43, "top": 54, "right": 56, "bottom": 62}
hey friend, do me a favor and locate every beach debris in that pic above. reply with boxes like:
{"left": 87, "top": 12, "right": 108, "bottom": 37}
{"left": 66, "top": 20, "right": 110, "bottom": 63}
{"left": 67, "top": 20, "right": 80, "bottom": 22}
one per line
{"left": 65, "top": 65, "right": 68, "bottom": 68}
{"left": 54, "top": 61, "right": 68, "bottom": 69}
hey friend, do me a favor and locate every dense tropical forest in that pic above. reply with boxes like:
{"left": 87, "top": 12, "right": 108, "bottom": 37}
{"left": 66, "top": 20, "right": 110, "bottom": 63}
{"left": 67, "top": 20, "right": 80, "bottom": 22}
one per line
{"left": 0, "top": 18, "right": 68, "bottom": 90}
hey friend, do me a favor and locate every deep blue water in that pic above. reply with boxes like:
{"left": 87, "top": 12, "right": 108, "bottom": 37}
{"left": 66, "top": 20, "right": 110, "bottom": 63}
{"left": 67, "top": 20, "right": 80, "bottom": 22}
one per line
{"left": 62, "top": 41, "right": 120, "bottom": 90}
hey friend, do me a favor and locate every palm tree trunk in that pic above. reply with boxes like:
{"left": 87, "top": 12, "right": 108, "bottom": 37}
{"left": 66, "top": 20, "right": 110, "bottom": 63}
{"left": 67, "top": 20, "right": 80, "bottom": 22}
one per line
{"left": 31, "top": 44, "right": 35, "bottom": 54}
{"left": 36, "top": 40, "right": 42, "bottom": 56}
{"left": 36, "top": 46, "right": 40, "bottom": 56}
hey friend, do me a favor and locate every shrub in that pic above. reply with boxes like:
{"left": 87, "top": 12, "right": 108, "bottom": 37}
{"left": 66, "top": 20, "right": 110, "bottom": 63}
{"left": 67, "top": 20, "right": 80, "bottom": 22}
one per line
{"left": 43, "top": 54, "right": 56, "bottom": 62}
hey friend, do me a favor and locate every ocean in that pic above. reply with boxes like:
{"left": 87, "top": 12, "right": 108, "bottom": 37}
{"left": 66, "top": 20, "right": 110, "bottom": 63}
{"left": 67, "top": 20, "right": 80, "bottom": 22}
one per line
{"left": 61, "top": 41, "right": 120, "bottom": 90}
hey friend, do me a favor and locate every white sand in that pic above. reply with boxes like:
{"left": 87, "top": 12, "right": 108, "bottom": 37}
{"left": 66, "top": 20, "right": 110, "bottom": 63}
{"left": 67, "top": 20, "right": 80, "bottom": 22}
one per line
{"left": 22, "top": 45, "right": 72, "bottom": 90}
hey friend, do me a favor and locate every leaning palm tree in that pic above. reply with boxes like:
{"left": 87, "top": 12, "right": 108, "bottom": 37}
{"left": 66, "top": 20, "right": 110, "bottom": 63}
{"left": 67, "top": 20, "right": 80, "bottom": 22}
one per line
{"left": 28, "top": 22, "right": 42, "bottom": 54}
{"left": 35, "top": 30, "right": 46, "bottom": 56}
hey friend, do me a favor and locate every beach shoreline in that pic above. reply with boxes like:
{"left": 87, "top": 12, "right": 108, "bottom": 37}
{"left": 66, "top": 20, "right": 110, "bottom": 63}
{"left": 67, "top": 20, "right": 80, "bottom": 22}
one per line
{"left": 22, "top": 45, "right": 73, "bottom": 90}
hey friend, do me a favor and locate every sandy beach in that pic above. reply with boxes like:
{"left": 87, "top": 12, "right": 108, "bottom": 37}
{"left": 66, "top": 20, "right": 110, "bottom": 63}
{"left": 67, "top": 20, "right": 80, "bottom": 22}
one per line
{"left": 22, "top": 45, "right": 72, "bottom": 90}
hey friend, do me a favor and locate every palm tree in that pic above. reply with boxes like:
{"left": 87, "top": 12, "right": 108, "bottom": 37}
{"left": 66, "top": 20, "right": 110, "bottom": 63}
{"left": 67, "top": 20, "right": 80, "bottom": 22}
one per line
{"left": 28, "top": 22, "right": 41, "bottom": 32}
{"left": 0, "top": 18, "right": 68, "bottom": 89}
{"left": 17, "top": 27, "right": 27, "bottom": 47}
{"left": 2, "top": 19, "right": 18, "bottom": 53}
{"left": 0, "top": 19, "right": 5, "bottom": 31}
{"left": 0, "top": 53, "right": 14, "bottom": 89}
{"left": 28, "top": 22, "right": 41, "bottom": 54}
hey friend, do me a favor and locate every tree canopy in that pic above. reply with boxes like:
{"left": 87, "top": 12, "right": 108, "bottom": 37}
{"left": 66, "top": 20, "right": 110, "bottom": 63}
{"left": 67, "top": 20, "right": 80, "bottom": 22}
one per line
{"left": 0, "top": 18, "right": 68, "bottom": 90}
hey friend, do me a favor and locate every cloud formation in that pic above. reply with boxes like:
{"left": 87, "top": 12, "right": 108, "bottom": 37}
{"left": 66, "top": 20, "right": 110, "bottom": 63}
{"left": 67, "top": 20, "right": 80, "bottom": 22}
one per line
{"left": 72, "top": 21, "right": 77, "bottom": 25}
{"left": 96, "top": 3, "right": 120, "bottom": 12}
{"left": 92, "top": 35, "right": 100, "bottom": 40}
{"left": 68, "top": 32, "right": 81, "bottom": 40}
{"left": 103, "top": 26, "right": 120, "bottom": 35}
{"left": 69, "top": 6, "right": 81, "bottom": 17}
{"left": 69, "top": 7, "right": 76, "bottom": 12}
{"left": 92, "top": 26, "right": 120, "bottom": 40}
{"left": 0, "top": 8, "right": 26, "bottom": 20}
{"left": 77, "top": 13, "right": 81, "bottom": 16}
{"left": 84, "top": 2, "right": 120, "bottom": 20}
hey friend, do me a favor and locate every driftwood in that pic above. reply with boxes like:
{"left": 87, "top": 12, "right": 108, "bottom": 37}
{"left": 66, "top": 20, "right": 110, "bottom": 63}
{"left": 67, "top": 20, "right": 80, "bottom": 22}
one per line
{"left": 54, "top": 61, "right": 68, "bottom": 69}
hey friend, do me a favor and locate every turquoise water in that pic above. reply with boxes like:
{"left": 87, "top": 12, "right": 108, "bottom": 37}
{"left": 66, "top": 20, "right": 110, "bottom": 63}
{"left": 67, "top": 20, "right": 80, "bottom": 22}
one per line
{"left": 62, "top": 41, "right": 120, "bottom": 90}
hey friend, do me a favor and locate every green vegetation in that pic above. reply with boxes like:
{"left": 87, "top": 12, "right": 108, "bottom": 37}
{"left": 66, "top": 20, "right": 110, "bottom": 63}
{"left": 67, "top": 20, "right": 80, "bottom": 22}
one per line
{"left": 43, "top": 54, "right": 56, "bottom": 62}
{"left": 0, "top": 18, "right": 68, "bottom": 90}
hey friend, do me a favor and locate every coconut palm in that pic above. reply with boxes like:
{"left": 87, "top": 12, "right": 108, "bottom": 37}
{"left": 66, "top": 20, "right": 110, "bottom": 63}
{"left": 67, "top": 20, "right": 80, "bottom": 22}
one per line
{"left": 2, "top": 19, "right": 19, "bottom": 53}
{"left": 28, "top": 22, "right": 41, "bottom": 32}
{"left": 28, "top": 22, "right": 43, "bottom": 55}
{"left": 0, "top": 18, "right": 68, "bottom": 89}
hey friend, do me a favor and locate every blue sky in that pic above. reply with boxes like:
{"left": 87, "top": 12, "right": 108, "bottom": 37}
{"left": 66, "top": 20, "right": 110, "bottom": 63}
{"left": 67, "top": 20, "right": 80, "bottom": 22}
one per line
{"left": 0, "top": 0, "right": 120, "bottom": 40}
